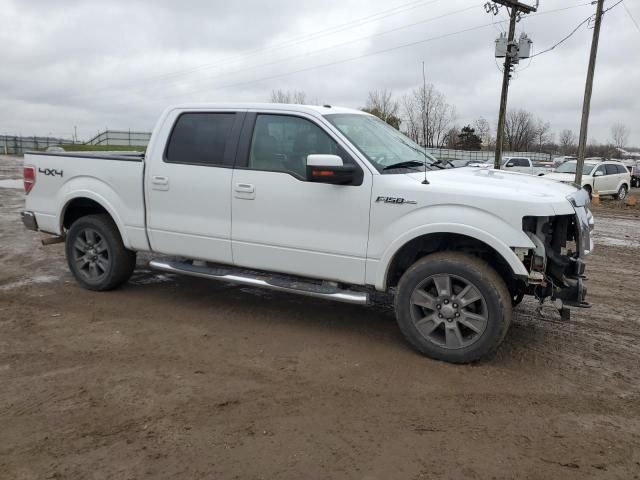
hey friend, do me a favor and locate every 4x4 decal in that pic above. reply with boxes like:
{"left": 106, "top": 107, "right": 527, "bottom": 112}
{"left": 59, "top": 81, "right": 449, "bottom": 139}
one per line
{"left": 38, "top": 168, "right": 63, "bottom": 178}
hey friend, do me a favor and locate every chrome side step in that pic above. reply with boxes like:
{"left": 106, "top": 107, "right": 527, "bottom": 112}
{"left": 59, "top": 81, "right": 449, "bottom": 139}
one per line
{"left": 149, "top": 260, "right": 369, "bottom": 305}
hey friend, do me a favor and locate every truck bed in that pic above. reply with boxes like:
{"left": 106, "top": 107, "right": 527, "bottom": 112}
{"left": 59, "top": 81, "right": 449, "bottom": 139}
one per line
{"left": 23, "top": 151, "right": 149, "bottom": 251}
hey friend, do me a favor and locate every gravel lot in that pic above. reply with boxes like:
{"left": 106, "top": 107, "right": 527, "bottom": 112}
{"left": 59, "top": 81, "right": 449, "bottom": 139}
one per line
{"left": 1, "top": 154, "right": 639, "bottom": 479}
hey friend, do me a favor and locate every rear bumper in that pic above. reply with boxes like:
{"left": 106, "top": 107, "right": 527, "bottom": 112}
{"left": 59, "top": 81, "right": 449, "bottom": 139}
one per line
{"left": 21, "top": 211, "right": 38, "bottom": 231}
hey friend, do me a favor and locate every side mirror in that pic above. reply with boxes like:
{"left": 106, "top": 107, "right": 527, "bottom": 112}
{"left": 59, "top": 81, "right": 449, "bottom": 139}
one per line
{"left": 594, "top": 170, "right": 604, "bottom": 177}
{"left": 306, "top": 154, "right": 354, "bottom": 185}
{"left": 505, "top": 162, "right": 515, "bottom": 168}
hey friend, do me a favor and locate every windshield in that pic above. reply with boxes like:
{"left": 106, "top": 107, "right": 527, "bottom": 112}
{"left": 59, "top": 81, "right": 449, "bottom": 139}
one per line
{"left": 555, "top": 161, "right": 595, "bottom": 175}
{"left": 324, "top": 113, "right": 442, "bottom": 172}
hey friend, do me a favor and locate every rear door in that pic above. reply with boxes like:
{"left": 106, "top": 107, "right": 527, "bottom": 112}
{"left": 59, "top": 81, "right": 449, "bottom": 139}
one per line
{"left": 603, "top": 163, "right": 620, "bottom": 193}
{"left": 145, "top": 109, "right": 244, "bottom": 262}
{"left": 230, "top": 111, "right": 372, "bottom": 285}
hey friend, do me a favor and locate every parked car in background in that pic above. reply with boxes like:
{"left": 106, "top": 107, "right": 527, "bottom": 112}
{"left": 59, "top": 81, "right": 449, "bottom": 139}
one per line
{"left": 467, "top": 157, "right": 534, "bottom": 175}
{"left": 552, "top": 156, "right": 576, "bottom": 168}
{"left": 449, "top": 159, "right": 475, "bottom": 168}
{"left": 626, "top": 164, "right": 639, "bottom": 188}
{"left": 45, "top": 146, "right": 65, "bottom": 153}
{"left": 501, "top": 156, "right": 534, "bottom": 174}
{"left": 542, "top": 159, "right": 631, "bottom": 199}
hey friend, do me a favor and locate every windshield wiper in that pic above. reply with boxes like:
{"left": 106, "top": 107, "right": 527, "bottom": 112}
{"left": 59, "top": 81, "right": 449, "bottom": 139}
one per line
{"left": 382, "top": 160, "right": 426, "bottom": 171}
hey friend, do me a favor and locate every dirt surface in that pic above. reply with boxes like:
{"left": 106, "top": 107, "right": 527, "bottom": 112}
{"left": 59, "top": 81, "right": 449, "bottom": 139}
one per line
{"left": 1, "top": 154, "right": 640, "bottom": 479}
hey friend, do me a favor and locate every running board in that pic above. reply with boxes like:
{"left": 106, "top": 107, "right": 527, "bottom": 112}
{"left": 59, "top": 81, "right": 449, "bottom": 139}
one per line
{"left": 149, "top": 260, "right": 369, "bottom": 305}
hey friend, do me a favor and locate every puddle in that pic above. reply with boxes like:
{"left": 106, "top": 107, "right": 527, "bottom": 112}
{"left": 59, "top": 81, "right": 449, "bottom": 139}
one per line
{"left": 0, "top": 274, "right": 60, "bottom": 290}
{"left": 0, "top": 179, "right": 23, "bottom": 189}
{"left": 593, "top": 215, "right": 640, "bottom": 249}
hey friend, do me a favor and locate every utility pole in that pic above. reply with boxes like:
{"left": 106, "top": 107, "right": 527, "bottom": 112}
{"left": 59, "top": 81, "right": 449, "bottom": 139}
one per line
{"left": 485, "top": 1, "right": 537, "bottom": 169}
{"left": 575, "top": 0, "right": 604, "bottom": 185}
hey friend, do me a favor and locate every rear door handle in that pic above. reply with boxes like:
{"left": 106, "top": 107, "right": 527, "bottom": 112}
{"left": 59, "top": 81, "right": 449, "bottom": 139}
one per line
{"left": 234, "top": 183, "right": 255, "bottom": 199}
{"left": 235, "top": 183, "right": 254, "bottom": 193}
{"left": 151, "top": 175, "right": 169, "bottom": 191}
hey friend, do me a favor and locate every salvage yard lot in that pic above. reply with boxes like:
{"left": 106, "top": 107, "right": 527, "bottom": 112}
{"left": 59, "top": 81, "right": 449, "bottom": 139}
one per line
{"left": 1, "top": 154, "right": 639, "bottom": 479}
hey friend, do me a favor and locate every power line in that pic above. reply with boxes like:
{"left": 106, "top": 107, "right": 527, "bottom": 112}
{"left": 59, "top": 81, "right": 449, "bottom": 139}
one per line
{"left": 60, "top": 3, "right": 479, "bottom": 103}
{"left": 71, "top": 0, "right": 444, "bottom": 96}
{"left": 623, "top": 2, "right": 640, "bottom": 34}
{"left": 531, "top": 0, "right": 623, "bottom": 58}
{"left": 85, "top": 1, "right": 594, "bottom": 107}
{"left": 163, "top": 4, "right": 597, "bottom": 102}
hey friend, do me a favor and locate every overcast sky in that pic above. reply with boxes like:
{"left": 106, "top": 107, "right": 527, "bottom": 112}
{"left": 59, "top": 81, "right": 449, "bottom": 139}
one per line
{"left": 1, "top": 0, "right": 639, "bottom": 146}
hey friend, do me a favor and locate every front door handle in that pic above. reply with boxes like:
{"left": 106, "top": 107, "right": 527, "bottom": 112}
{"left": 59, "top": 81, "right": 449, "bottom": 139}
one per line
{"left": 234, "top": 183, "right": 255, "bottom": 199}
{"left": 151, "top": 175, "right": 169, "bottom": 191}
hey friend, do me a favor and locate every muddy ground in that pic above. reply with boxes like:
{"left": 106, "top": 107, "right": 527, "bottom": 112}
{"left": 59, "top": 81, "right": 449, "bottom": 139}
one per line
{"left": 1, "top": 154, "right": 639, "bottom": 479}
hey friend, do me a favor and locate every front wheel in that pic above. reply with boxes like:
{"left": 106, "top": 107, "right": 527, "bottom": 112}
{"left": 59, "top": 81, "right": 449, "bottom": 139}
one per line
{"left": 65, "top": 214, "right": 136, "bottom": 291}
{"left": 616, "top": 185, "right": 628, "bottom": 201}
{"left": 394, "top": 252, "right": 512, "bottom": 363}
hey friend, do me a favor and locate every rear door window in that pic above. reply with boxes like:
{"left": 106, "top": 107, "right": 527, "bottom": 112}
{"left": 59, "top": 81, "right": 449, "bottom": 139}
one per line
{"left": 605, "top": 164, "right": 618, "bottom": 175}
{"left": 166, "top": 112, "right": 237, "bottom": 166}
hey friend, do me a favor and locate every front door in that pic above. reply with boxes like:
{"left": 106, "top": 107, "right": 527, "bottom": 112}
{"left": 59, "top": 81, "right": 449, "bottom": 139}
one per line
{"left": 146, "top": 110, "right": 244, "bottom": 263}
{"left": 230, "top": 112, "right": 372, "bottom": 285}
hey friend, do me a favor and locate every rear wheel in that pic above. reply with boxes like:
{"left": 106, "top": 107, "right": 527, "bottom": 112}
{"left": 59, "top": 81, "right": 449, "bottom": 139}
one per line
{"left": 394, "top": 252, "right": 512, "bottom": 363}
{"left": 65, "top": 214, "right": 136, "bottom": 291}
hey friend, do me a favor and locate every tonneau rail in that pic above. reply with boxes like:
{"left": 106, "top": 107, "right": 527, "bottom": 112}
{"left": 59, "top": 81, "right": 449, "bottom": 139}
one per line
{"left": 24, "top": 151, "right": 144, "bottom": 162}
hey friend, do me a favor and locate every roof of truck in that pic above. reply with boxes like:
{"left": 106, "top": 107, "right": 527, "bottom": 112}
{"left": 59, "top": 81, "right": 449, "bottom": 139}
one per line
{"left": 168, "top": 103, "right": 367, "bottom": 116}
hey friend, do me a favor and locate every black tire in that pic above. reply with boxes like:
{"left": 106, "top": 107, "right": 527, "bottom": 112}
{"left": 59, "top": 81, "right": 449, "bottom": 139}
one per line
{"left": 65, "top": 214, "right": 136, "bottom": 291}
{"left": 616, "top": 184, "right": 628, "bottom": 201}
{"left": 394, "top": 252, "right": 512, "bottom": 364}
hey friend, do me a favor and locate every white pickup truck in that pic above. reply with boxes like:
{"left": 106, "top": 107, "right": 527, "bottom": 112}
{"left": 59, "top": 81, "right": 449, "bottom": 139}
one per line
{"left": 21, "top": 103, "right": 594, "bottom": 363}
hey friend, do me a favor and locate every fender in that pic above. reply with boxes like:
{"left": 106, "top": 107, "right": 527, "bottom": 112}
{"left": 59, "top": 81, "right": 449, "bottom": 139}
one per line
{"left": 368, "top": 204, "right": 536, "bottom": 290}
{"left": 58, "top": 178, "right": 132, "bottom": 248}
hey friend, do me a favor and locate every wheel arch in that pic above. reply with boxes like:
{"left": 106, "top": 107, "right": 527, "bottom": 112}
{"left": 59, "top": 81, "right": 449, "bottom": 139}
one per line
{"left": 60, "top": 194, "right": 130, "bottom": 247}
{"left": 380, "top": 231, "right": 529, "bottom": 295}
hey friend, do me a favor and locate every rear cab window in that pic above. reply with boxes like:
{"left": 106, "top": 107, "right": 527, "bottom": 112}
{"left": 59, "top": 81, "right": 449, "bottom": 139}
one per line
{"left": 165, "top": 112, "right": 240, "bottom": 166}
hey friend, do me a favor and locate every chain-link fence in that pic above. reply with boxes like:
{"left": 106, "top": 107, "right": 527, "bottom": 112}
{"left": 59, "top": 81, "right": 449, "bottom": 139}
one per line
{"left": 425, "top": 147, "right": 553, "bottom": 164}
{"left": 1, "top": 130, "right": 152, "bottom": 155}
{"left": 1, "top": 135, "right": 75, "bottom": 155}
{"left": 85, "top": 130, "right": 151, "bottom": 147}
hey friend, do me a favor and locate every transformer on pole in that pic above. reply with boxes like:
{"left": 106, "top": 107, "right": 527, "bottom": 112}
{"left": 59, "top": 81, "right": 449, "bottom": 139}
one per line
{"left": 485, "top": 1, "right": 537, "bottom": 169}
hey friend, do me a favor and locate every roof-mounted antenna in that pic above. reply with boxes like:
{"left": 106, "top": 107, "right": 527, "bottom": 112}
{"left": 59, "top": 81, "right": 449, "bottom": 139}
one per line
{"left": 422, "top": 61, "right": 429, "bottom": 185}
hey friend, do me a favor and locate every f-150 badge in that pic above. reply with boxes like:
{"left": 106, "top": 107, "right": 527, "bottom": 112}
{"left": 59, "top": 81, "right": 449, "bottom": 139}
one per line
{"left": 376, "top": 196, "right": 417, "bottom": 205}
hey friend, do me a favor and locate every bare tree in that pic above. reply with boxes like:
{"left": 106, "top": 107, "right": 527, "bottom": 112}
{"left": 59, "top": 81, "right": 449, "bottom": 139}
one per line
{"left": 504, "top": 109, "right": 537, "bottom": 151}
{"left": 473, "top": 117, "right": 492, "bottom": 149}
{"left": 364, "top": 89, "right": 399, "bottom": 121}
{"left": 362, "top": 89, "right": 401, "bottom": 128}
{"left": 401, "top": 83, "right": 456, "bottom": 147}
{"left": 269, "top": 89, "right": 307, "bottom": 104}
{"left": 559, "top": 129, "right": 577, "bottom": 155}
{"left": 534, "top": 120, "right": 552, "bottom": 152}
{"left": 610, "top": 123, "right": 629, "bottom": 150}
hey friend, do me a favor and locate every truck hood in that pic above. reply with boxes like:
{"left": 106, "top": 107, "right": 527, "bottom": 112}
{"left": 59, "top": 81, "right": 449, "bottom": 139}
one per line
{"left": 402, "top": 166, "right": 579, "bottom": 216}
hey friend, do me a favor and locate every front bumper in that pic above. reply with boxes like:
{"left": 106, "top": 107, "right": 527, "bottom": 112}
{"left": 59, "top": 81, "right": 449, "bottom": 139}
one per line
{"left": 21, "top": 211, "right": 38, "bottom": 231}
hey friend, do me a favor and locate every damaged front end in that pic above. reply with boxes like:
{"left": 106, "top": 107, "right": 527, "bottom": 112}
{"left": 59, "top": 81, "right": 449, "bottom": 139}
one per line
{"left": 520, "top": 189, "right": 594, "bottom": 315}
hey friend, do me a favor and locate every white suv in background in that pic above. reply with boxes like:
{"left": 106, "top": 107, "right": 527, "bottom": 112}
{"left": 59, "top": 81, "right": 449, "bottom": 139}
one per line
{"left": 543, "top": 159, "right": 631, "bottom": 199}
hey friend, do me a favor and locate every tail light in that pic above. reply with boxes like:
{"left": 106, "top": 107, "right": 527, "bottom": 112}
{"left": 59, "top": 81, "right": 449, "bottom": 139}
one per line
{"left": 24, "top": 166, "right": 35, "bottom": 194}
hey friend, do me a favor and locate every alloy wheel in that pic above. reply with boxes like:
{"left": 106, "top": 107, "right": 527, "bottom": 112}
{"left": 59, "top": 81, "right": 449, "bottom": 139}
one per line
{"left": 72, "top": 228, "right": 110, "bottom": 281}
{"left": 409, "top": 273, "right": 488, "bottom": 349}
